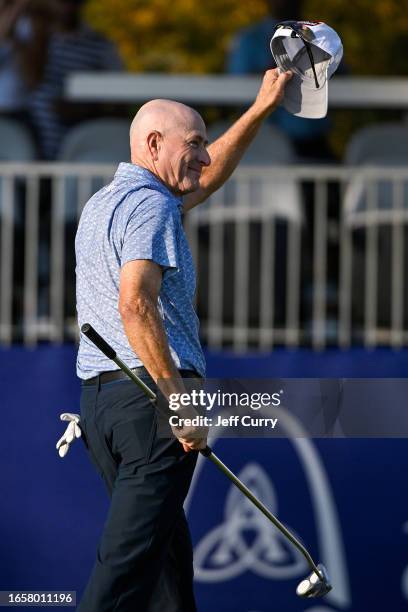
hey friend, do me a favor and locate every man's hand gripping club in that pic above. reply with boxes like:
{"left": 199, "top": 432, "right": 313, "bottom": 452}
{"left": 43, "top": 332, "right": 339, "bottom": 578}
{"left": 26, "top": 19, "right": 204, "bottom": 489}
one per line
{"left": 56, "top": 400, "right": 208, "bottom": 457}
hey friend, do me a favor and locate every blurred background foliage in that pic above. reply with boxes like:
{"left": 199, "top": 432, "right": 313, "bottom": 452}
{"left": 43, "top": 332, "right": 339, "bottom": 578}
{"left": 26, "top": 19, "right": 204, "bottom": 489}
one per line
{"left": 84, "top": 0, "right": 408, "bottom": 75}
{"left": 83, "top": 0, "right": 408, "bottom": 157}
{"left": 84, "top": 0, "right": 266, "bottom": 72}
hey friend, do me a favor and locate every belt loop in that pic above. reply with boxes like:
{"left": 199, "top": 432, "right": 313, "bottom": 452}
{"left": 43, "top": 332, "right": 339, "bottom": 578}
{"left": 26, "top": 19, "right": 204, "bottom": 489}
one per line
{"left": 97, "top": 374, "right": 101, "bottom": 392}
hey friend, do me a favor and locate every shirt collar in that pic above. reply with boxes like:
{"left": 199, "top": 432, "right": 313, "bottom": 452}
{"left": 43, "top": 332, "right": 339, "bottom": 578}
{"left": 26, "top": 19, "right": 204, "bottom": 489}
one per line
{"left": 114, "top": 162, "right": 183, "bottom": 209}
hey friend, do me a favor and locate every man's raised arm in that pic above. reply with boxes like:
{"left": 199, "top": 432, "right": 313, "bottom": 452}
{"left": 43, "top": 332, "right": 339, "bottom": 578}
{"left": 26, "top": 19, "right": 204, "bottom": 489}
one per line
{"left": 183, "top": 68, "right": 292, "bottom": 211}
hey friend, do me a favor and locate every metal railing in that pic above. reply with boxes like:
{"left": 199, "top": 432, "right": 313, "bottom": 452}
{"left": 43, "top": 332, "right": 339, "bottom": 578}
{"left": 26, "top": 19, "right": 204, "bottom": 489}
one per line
{"left": 1, "top": 162, "right": 408, "bottom": 349}
{"left": 0, "top": 163, "right": 114, "bottom": 346}
{"left": 66, "top": 73, "right": 408, "bottom": 109}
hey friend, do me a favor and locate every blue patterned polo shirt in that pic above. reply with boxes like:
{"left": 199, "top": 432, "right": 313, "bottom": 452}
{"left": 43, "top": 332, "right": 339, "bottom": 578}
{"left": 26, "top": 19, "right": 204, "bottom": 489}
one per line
{"left": 75, "top": 163, "right": 206, "bottom": 379}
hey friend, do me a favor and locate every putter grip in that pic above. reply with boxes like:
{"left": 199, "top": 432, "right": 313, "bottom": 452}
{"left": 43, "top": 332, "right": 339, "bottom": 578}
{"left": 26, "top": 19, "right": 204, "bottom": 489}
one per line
{"left": 81, "top": 323, "right": 117, "bottom": 360}
{"left": 200, "top": 445, "right": 212, "bottom": 457}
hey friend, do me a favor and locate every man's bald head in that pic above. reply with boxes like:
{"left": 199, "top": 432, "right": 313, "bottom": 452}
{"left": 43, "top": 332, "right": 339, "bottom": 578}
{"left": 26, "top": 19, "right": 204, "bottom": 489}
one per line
{"left": 129, "top": 98, "right": 210, "bottom": 196}
{"left": 130, "top": 99, "right": 204, "bottom": 159}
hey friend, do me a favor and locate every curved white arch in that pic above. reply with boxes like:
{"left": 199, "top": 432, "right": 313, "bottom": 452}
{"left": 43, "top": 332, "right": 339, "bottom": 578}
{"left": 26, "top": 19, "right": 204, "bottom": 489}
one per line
{"left": 185, "top": 403, "right": 351, "bottom": 609}
{"left": 193, "top": 462, "right": 308, "bottom": 581}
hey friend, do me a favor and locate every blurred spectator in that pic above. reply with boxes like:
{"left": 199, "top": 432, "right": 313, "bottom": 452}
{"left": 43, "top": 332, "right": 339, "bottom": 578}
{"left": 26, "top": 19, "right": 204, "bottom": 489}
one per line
{"left": 27, "top": 0, "right": 124, "bottom": 159}
{"left": 227, "top": 0, "right": 342, "bottom": 161}
{"left": 0, "top": 0, "right": 28, "bottom": 118}
{"left": 0, "top": 0, "right": 48, "bottom": 129}
{"left": 0, "top": 0, "right": 123, "bottom": 159}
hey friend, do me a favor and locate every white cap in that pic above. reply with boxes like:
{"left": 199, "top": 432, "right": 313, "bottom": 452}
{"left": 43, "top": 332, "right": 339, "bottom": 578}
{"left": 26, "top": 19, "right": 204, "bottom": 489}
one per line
{"left": 270, "top": 21, "right": 343, "bottom": 119}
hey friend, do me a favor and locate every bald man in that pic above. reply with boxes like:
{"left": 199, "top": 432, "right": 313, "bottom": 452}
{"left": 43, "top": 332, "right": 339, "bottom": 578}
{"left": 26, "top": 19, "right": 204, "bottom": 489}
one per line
{"left": 75, "top": 68, "right": 291, "bottom": 612}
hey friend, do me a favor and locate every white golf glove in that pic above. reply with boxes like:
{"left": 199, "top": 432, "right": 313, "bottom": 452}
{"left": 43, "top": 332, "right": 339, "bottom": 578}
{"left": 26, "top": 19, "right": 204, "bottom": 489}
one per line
{"left": 56, "top": 413, "right": 81, "bottom": 458}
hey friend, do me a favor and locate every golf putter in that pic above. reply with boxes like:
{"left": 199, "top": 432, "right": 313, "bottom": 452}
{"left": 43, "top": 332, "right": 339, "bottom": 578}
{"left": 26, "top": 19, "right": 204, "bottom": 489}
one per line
{"left": 81, "top": 323, "right": 332, "bottom": 599}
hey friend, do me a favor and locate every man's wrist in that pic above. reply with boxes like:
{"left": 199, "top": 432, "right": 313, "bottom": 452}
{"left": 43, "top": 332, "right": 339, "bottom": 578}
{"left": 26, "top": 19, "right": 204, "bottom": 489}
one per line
{"left": 251, "top": 98, "right": 279, "bottom": 121}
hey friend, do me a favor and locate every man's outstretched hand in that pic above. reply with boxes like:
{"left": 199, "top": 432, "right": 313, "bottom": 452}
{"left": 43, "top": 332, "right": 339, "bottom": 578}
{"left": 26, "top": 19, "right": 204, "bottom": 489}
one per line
{"left": 254, "top": 68, "right": 293, "bottom": 117}
{"left": 56, "top": 413, "right": 81, "bottom": 458}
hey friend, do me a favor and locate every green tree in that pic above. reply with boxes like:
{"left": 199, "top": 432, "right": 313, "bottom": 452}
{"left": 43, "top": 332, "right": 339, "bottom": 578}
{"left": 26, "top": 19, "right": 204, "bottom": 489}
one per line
{"left": 84, "top": 0, "right": 267, "bottom": 72}
{"left": 85, "top": 0, "right": 408, "bottom": 76}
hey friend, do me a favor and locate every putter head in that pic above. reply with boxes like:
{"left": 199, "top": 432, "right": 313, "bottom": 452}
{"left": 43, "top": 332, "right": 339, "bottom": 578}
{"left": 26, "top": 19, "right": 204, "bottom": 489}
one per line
{"left": 296, "top": 564, "right": 332, "bottom": 598}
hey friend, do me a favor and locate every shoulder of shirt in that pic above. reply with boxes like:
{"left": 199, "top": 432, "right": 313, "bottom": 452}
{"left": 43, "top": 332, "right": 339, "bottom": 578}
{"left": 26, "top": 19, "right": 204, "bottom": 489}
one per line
{"left": 122, "top": 185, "right": 181, "bottom": 218}
{"left": 111, "top": 165, "right": 182, "bottom": 214}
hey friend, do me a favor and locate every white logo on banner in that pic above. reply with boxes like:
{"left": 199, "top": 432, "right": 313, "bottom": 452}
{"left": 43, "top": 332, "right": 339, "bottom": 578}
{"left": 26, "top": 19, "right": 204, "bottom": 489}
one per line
{"left": 185, "top": 405, "right": 352, "bottom": 609}
{"left": 194, "top": 462, "right": 308, "bottom": 581}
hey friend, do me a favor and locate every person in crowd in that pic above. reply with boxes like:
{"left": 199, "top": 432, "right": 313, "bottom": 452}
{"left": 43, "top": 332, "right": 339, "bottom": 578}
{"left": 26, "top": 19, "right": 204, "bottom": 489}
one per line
{"left": 0, "top": 0, "right": 123, "bottom": 158}
{"left": 27, "top": 0, "right": 123, "bottom": 159}
{"left": 0, "top": 0, "right": 48, "bottom": 130}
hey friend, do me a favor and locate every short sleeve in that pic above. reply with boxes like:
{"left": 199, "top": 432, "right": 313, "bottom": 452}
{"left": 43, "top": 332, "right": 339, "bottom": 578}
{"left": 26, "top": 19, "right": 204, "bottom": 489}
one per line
{"left": 121, "top": 196, "right": 179, "bottom": 276}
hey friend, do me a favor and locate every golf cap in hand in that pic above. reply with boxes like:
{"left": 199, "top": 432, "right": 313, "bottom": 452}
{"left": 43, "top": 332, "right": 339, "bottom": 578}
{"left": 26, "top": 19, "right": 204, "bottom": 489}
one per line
{"left": 270, "top": 21, "right": 343, "bottom": 119}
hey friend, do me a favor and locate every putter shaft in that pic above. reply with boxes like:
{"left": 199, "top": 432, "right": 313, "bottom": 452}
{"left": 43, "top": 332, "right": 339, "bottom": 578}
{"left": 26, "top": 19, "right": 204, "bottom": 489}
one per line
{"left": 81, "top": 323, "right": 324, "bottom": 580}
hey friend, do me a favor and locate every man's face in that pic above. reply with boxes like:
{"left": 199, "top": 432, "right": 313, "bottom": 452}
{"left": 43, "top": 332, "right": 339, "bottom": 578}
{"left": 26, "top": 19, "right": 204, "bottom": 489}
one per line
{"left": 156, "top": 114, "right": 211, "bottom": 196}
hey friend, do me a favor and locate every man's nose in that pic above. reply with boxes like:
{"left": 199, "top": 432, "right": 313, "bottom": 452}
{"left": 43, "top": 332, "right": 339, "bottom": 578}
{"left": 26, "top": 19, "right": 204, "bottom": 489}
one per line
{"left": 199, "top": 147, "right": 211, "bottom": 167}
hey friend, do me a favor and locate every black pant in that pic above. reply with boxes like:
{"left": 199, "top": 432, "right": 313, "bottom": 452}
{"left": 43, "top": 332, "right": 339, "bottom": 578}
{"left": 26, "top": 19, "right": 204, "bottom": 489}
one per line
{"left": 77, "top": 373, "right": 198, "bottom": 612}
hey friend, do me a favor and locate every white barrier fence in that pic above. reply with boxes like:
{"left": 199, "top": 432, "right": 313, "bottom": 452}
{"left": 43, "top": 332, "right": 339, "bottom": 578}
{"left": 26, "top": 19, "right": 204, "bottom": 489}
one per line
{"left": 1, "top": 162, "right": 408, "bottom": 349}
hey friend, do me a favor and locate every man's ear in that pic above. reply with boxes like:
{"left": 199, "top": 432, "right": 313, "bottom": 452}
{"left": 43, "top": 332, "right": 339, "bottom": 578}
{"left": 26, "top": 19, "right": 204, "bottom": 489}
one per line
{"left": 147, "top": 130, "right": 162, "bottom": 162}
